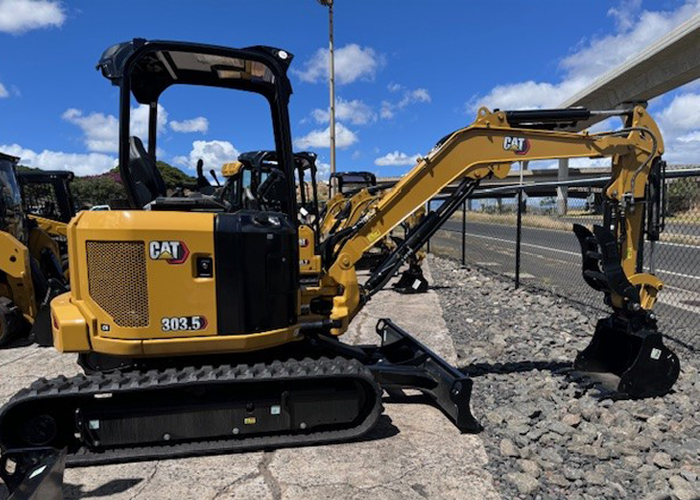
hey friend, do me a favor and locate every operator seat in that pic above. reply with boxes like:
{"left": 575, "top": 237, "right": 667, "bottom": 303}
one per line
{"left": 126, "top": 136, "right": 226, "bottom": 212}
{"left": 127, "top": 136, "right": 167, "bottom": 207}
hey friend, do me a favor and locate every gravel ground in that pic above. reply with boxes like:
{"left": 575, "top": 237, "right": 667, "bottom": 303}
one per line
{"left": 429, "top": 255, "right": 700, "bottom": 500}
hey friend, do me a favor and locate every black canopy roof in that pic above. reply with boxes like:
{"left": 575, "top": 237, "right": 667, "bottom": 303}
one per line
{"left": 0, "top": 152, "right": 19, "bottom": 165}
{"left": 97, "top": 39, "right": 294, "bottom": 104}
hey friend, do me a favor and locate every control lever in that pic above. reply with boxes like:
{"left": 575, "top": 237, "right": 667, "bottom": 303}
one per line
{"left": 195, "top": 159, "right": 211, "bottom": 189}
{"left": 209, "top": 169, "right": 221, "bottom": 187}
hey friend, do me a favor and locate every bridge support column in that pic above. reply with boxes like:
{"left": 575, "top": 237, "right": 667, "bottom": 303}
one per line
{"left": 557, "top": 158, "right": 569, "bottom": 215}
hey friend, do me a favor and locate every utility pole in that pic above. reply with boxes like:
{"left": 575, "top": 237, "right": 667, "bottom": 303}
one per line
{"left": 318, "top": 0, "right": 336, "bottom": 176}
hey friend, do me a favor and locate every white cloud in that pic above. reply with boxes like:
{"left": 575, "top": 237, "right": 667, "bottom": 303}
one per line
{"left": 311, "top": 98, "right": 375, "bottom": 125}
{"left": 657, "top": 92, "right": 700, "bottom": 163}
{"left": 380, "top": 101, "right": 394, "bottom": 120}
{"left": 607, "top": 0, "right": 642, "bottom": 31}
{"left": 0, "top": 80, "right": 8, "bottom": 98}
{"left": 294, "top": 122, "right": 358, "bottom": 149}
{"left": 294, "top": 44, "right": 383, "bottom": 85}
{"left": 468, "top": 1, "right": 700, "bottom": 112}
{"left": 677, "top": 131, "right": 700, "bottom": 143}
{"left": 374, "top": 151, "right": 420, "bottom": 167}
{"left": 468, "top": 80, "right": 585, "bottom": 112}
{"left": 659, "top": 93, "right": 700, "bottom": 131}
{"left": 397, "top": 88, "right": 431, "bottom": 108}
{"left": 170, "top": 117, "right": 209, "bottom": 133}
{"left": 0, "top": 0, "right": 65, "bottom": 34}
{"left": 316, "top": 160, "right": 331, "bottom": 180}
{"left": 1, "top": 143, "right": 116, "bottom": 176}
{"left": 173, "top": 140, "right": 239, "bottom": 170}
{"left": 62, "top": 109, "right": 118, "bottom": 153}
{"left": 63, "top": 104, "right": 168, "bottom": 153}
{"left": 381, "top": 87, "right": 431, "bottom": 119}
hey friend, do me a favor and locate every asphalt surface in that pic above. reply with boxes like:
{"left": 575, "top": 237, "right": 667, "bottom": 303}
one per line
{"left": 0, "top": 266, "right": 499, "bottom": 500}
{"left": 431, "top": 219, "right": 700, "bottom": 342}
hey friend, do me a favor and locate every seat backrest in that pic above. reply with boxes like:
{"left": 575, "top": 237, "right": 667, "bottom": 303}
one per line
{"left": 126, "top": 136, "right": 167, "bottom": 207}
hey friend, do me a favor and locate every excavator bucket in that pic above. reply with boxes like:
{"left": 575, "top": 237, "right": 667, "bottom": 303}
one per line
{"left": 572, "top": 224, "right": 680, "bottom": 397}
{"left": 575, "top": 315, "right": 680, "bottom": 397}
{"left": 393, "top": 262, "right": 429, "bottom": 294}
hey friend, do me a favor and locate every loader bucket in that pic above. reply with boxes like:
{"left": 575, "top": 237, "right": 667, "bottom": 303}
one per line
{"left": 574, "top": 315, "right": 680, "bottom": 398}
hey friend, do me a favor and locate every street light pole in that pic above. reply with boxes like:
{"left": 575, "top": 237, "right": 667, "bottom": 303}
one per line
{"left": 319, "top": 0, "right": 336, "bottom": 176}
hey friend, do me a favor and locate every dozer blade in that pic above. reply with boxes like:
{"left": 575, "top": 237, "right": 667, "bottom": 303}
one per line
{"left": 574, "top": 315, "right": 680, "bottom": 398}
{"left": 368, "top": 319, "right": 482, "bottom": 432}
{"left": 572, "top": 223, "right": 680, "bottom": 398}
{"left": 1, "top": 448, "right": 65, "bottom": 500}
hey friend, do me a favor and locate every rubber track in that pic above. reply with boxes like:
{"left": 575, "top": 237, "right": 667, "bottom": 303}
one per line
{"left": 0, "top": 357, "right": 383, "bottom": 467}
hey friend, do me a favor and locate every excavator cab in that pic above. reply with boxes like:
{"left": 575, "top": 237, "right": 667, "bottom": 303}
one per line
{"left": 17, "top": 170, "right": 77, "bottom": 270}
{"left": 219, "top": 151, "right": 322, "bottom": 277}
{"left": 329, "top": 171, "right": 376, "bottom": 197}
{"left": 99, "top": 39, "right": 295, "bottom": 216}
{"left": 17, "top": 171, "right": 76, "bottom": 224}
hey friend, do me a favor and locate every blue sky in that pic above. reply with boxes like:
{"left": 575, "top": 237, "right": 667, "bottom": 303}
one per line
{"left": 1, "top": 0, "right": 700, "bottom": 179}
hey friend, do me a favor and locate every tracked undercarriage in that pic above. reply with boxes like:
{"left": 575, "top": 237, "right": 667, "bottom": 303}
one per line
{"left": 0, "top": 320, "right": 479, "bottom": 498}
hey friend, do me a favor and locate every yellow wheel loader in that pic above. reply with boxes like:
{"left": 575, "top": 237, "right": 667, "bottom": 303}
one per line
{"left": 0, "top": 154, "right": 68, "bottom": 348}
{"left": 0, "top": 40, "right": 680, "bottom": 499}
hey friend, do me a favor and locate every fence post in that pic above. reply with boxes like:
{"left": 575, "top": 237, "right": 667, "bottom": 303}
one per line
{"left": 515, "top": 188, "right": 523, "bottom": 289}
{"left": 461, "top": 199, "right": 466, "bottom": 265}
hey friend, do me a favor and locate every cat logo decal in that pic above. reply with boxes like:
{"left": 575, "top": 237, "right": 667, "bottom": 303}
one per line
{"left": 149, "top": 241, "right": 190, "bottom": 264}
{"left": 503, "top": 136, "right": 531, "bottom": 155}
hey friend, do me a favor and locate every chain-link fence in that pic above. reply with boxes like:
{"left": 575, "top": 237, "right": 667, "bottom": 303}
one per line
{"left": 428, "top": 169, "right": 700, "bottom": 351}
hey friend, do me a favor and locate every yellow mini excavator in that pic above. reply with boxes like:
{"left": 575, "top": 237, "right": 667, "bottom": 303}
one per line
{"left": 320, "top": 172, "right": 430, "bottom": 292}
{"left": 0, "top": 40, "right": 680, "bottom": 499}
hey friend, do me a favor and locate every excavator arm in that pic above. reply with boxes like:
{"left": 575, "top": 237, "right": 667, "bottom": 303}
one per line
{"left": 326, "top": 106, "right": 656, "bottom": 323}
{"left": 323, "top": 105, "right": 678, "bottom": 398}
